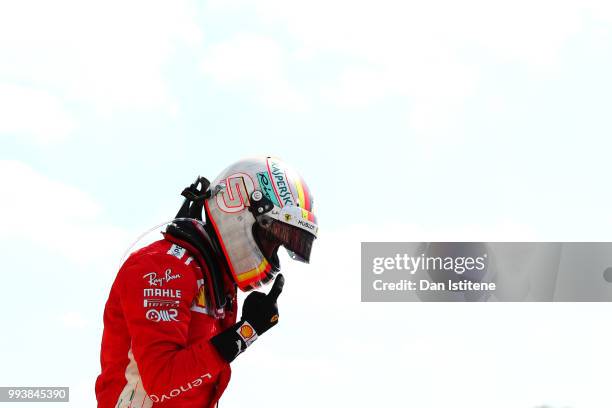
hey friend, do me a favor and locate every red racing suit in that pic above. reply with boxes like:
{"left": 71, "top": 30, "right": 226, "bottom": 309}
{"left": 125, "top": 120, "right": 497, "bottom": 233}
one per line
{"left": 95, "top": 238, "right": 237, "bottom": 408}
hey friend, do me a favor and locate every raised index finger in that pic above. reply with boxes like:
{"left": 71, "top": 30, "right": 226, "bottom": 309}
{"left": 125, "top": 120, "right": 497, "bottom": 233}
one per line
{"left": 267, "top": 274, "right": 285, "bottom": 301}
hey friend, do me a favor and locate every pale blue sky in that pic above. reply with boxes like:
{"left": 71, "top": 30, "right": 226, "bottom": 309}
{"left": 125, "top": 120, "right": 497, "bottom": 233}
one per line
{"left": 1, "top": 1, "right": 612, "bottom": 407}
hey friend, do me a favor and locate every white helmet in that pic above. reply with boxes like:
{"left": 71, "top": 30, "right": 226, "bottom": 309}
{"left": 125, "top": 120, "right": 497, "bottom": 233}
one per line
{"left": 204, "top": 156, "right": 318, "bottom": 291}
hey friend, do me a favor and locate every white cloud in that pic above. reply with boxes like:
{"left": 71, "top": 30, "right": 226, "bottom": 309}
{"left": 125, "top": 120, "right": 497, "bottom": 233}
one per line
{"left": 0, "top": 0, "right": 202, "bottom": 114}
{"left": 321, "top": 66, "right": 390, "bottom": 108}
{"left": 251, "top": 0, "right": 583, "bottom": 67}
{"left": 201, "top": 33, "right": 308, "bottom": 111}
{"left": 206, "top": 0, "right": 607, "bottom": 137}
{"left": 0, "top": 161, "right": 129, "bottom": 406}
{"left": 0, "top": 160, "right": 131, "bottom": 264}
{"left": 0, "top": 83, "right": 75, "bottom": 143}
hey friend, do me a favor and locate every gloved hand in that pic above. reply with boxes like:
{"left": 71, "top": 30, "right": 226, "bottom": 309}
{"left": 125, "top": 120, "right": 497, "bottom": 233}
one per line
{"left": 211, "top": 274, "right": 284, "bottom": 363}
{"left": 241, "top": 273, "right": 283, "bottom": 335}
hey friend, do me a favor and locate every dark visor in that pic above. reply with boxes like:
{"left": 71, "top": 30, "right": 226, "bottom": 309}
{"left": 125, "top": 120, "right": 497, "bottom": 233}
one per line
{"left": 254, "top": 218, "right": 315, "bottom": 264}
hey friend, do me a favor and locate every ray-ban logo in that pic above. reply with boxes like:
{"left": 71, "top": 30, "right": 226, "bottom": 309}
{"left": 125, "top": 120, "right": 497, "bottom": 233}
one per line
{"left": 143, "top": 269, "right": 181, "bottom": 287}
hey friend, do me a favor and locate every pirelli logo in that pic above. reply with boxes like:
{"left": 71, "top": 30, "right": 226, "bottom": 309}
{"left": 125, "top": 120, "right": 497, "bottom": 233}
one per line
{"left": 144, "top": 299, "right": 180, "bottom": 308}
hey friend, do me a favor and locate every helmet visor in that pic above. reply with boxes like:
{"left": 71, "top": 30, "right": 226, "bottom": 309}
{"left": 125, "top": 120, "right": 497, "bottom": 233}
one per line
{"left": 254, "top": 217, "right": 315, "bottom": 264}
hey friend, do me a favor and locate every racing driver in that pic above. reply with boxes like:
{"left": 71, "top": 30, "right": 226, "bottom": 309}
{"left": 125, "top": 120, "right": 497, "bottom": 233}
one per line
{"left": 95, "top": 157, "right": 318, "bottom": 407}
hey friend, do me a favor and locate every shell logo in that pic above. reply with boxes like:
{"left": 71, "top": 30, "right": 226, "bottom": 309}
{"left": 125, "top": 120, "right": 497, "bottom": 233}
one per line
{"left": 239, "top": 324, "right": 254, "bottom": 339}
